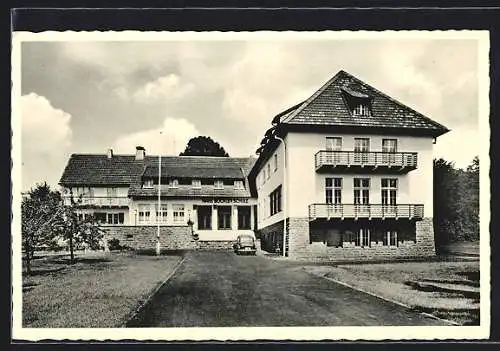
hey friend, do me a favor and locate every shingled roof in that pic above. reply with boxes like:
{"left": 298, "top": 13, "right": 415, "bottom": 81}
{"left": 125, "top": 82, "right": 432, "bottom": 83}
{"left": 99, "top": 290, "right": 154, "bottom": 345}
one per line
{"left": 273, "top": 70, "right": 449, "bottom": 137}
{"left": 59, "top": 154, "right": 255, "bottom": 188}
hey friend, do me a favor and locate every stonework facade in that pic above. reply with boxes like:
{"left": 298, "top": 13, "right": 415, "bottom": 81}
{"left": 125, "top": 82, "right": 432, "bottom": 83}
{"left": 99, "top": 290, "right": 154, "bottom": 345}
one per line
{"left": 102, "top": 225, "right": 197, "bottom": 251}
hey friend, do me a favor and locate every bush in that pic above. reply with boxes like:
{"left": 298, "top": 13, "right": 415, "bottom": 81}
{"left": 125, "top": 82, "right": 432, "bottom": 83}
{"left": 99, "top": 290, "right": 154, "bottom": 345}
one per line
{"left": 107, "top": 238, "right": 121, "bottom": 251}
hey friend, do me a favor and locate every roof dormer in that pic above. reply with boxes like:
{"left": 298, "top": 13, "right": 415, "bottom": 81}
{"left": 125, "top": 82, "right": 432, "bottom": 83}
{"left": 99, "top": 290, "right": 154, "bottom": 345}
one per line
{"left": 341, "top": 86, "right": 373, "bottom": 117}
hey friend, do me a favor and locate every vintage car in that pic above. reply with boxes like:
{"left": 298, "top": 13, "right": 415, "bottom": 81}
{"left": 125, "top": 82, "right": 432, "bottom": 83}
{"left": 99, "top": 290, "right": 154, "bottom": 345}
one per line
{"left": 233, "top": 234, "right": 257, "bottom": 255}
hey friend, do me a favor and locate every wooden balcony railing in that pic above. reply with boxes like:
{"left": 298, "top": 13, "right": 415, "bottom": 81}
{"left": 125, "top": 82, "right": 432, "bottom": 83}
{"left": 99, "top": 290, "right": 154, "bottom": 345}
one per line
{"left": 308, "top": 203, "right": 424, "bottom": 220}
{"left": 315, "top": 151, "right": 418, "bottom": 172}
{"left": 63, "top": 196, "right": 130, "bottom": 208}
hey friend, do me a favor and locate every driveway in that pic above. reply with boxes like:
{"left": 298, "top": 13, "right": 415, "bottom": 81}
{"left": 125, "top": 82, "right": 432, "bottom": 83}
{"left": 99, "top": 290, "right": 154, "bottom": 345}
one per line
{"left": 127, "top": 251, "right": 446, "bottom": 327}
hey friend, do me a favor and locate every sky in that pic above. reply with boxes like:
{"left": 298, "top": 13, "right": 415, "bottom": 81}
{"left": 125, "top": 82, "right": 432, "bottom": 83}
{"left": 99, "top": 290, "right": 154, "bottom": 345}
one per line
{"left": 18, "top": 36, "right": 482, "bottom": 191}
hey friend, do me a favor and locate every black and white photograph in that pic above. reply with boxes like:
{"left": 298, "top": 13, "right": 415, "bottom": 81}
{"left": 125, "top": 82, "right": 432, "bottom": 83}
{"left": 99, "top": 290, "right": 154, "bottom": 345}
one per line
{"left": 11, "top": 30, "right": 490, "bottom": 341}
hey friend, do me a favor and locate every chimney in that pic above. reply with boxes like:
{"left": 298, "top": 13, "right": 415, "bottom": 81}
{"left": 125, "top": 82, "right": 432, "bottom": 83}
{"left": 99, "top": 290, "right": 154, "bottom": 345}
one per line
{"left": 135, "top": 146, "right": 146, "bottom": 160}
{"left": 107, "top": 148, "right": 113, "bottom": 159}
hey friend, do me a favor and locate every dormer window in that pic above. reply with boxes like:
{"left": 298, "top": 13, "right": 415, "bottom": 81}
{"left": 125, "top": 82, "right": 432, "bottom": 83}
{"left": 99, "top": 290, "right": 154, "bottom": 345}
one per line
{"left": 353, "top": 103, "right": 371, "bottom": 116}
{"left": 234, "top": 180, "right": 244, "bottom": 189}
{"left": 143, "top": 179, "right": 154, "bottom": 188}
{"left": 169, "top": 179, "right": 179, "bottom": 188}
{"left": 214, "top": 180, "right": 224, "bottom": 189}
{"left": 192, "top": 179, "right": 201, "bottom": 188}
{"left": 341, "top": 86, "right": 373, "bottom": 117}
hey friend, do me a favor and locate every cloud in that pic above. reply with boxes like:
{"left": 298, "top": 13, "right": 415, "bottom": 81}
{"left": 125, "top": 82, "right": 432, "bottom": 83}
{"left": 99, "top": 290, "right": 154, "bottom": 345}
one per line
{"left": 21, "top": 93, "right": 73, "bottom": 191}
{"left": 112, "top": 117, "right": 200, "bottom": 156}
{"left": 132, "top": 73, "right": 195, "bottom": 103}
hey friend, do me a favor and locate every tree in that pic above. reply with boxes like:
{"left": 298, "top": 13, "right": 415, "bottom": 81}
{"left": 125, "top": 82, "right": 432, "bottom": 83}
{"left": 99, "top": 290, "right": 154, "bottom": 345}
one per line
{"left": 179, "top": 136, "right": 229, "bottom": 157}
{"left": 433, "top": 157, "right": 480, "bottom": 251}
{"left": 21, "top": 183, "right": 62, "bottom": 275}
{"left": 52, "top": 195, "right": 105, "bottom": 264}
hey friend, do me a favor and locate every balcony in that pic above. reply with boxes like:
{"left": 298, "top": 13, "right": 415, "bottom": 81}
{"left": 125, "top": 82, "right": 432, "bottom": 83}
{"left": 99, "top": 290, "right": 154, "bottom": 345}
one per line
{"left": 315, "top": 151, "right": 418, "bottom": 173}
{"left": 308, "top": 204, "right": 424, "bottom": 220}
{"left": 63, "top": 196, "right": 130, "bottom": 208}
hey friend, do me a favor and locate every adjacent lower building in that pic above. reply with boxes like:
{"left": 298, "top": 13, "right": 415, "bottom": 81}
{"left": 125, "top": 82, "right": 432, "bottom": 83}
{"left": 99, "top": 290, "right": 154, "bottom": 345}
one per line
{"left": 59, "top": 148, "right": 257, "bottom": 250}
{"left": 58, "top": 69, "right": 449, "bottom": 261}
{"left": 249, "top": 70, "right": 449, "bottom": 261}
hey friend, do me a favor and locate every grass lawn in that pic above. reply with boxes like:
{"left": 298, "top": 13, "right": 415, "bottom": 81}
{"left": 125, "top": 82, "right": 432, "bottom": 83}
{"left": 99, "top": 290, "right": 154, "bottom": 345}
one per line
{"left": 305, "top": 259, "right": 480, "bottom": 326}
{"left": 22, "top": 251, "right": 183, "bottom": 328}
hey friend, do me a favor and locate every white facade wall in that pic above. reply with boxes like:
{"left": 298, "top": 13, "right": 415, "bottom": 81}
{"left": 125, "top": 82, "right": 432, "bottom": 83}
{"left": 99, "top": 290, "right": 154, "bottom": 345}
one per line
{"left": 129, "top": 199, "right": 255, "bottom": 241}
{"left": 283, "top": 132, "right": 435, "bottom": 219}
{"left": 255, "top": 141, "right": 286, "bottom": 230}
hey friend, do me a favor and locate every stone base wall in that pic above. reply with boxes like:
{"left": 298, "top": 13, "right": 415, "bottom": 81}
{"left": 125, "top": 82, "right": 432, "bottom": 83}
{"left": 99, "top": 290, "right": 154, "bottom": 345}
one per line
{"left": 256, "top": 220, "right": 286, "bottom": 253}
{"left": 288, "top": 217, "right": 436, "bottom": 262}
{"left": 196, "top": 240, "right": 234, "bottom": 250}
{"left": 102, "top": 225, "right": 196, "bottom": 250}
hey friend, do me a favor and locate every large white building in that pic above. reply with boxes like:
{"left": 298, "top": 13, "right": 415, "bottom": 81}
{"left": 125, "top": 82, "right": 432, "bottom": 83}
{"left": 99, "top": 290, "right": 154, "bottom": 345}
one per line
{"left": 59, "top": 70, "right": 449, "bottom": 260}
{"left": 250, "top": 70, "right": 449, "bottom": 260}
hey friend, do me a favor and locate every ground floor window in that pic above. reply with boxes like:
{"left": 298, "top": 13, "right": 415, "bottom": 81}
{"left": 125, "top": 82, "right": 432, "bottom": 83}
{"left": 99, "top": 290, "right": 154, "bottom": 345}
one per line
{"left": 384, "top": 230, "right": 398, "bottom": 247}
{"left": 138, "top": 204, "right": 151, "bottom": 223}
{"left": 173, "top": 204, "right": 185, "bottom": 224}
{"left": 238, "top": 206, "right": 251, "bottom": 230}
{"left": 94, "top": 212, "right": 124, "bottom": 225}
{"left": 218, "top": 206, "right": 232, "bottom": 230}
{"left": 155, "top": 204, "right": 168, "bottom": 223}
{"left": 197, "top": 206, "right": 212, "bottom": 230}
{"left": 107, "top": 213, "right": 124, "bottom": 225}
{"left": 347, "top": 228, "right": 370, "bottom": 247}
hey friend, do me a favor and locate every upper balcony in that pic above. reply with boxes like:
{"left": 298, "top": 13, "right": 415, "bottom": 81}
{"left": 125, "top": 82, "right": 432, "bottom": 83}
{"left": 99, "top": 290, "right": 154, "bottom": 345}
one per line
{"left": 63, "top": 196, "right": 130, "bottom": 209}
{"left": 315, "top": 151, "right": 418, "bottom": 174}
{"left": 309, "top": 203, "right": 424, "bottom": 221}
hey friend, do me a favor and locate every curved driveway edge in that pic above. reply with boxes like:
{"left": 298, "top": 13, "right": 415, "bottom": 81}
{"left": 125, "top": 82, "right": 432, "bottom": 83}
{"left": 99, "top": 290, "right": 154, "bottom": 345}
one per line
{"left": 122, "top": 255, "right": 186, "bottom": 327}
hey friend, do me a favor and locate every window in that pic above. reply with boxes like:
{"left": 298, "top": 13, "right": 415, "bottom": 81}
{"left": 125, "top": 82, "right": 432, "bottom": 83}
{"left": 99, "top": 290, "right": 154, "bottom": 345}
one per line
{"left": 353, "top": 104, "right": 371, "bottom": 116}
{"left": 234, "top": 180, "right": 244, "bottom": 189}
{"left": 382, "top": 139, "right": 398, "bottom": 164}
{"left": 197, "top": 206, "right": 212, "bottom": 230}
{"left": 238, "top": 206, "right": 251, "bottom": 230}
{"left": 381, "top": 178, "right": 398, "bottom": 215}
{"left": 138, "top": 204, "right": 151, "bottom": 223}
{"left": 269, "top": 185, "right": 282, "bottom": 216}
{"left": 94, "top": 212, "right": 107, "bottom": 224}
{"left": 353, "top": 178, "right": 370, "bottom": 205}
{"left": 273, "top": 154, "right": 278, "bottom": 172}
{"left": 354, "top": 138, "right": 370, "bottom": 163}
{"left": 172, "top": 204, "right": 185, "bottom": 223}
{"left": 267, "top": 163, "right": 271, "bottom": 179}
{"left": 325, "top": 178, "right": 342, "bottom": 204}
{"left": 326, "top": 137, "right": 342, "bottom": 151}
{"left": 217, "top": 206, "right": 232, "bottom": 230}
{"left": 359, "top": 228, "right": 371, "bottom": 247}
{"left": 384, "top": 230, "right": 398, "bottom": 247}
{"left": 169, "top": 179, "right": 179, "bottom": 188}
{"left": 192, "top": 179, "right": 201, "bottom": 188}
{"left": 155, "top": 204, "right": 168, "bottom": 223}
{"left": 107, "top": 213, "right": 124, "bottom": 225}
{"left": 106, "top": 187, "right": 117, "bottom": 197}
{"left": 214, "top": 180, "right": 224, "bottom": 189}
{"left": 143, "top": 180, "right": 153, "bottom": 188}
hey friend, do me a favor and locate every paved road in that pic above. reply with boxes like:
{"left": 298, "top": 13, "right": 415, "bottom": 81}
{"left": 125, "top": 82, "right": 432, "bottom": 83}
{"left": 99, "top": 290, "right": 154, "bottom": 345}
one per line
{"left": 127, "top": 251, "right": 446, "bottom": 327}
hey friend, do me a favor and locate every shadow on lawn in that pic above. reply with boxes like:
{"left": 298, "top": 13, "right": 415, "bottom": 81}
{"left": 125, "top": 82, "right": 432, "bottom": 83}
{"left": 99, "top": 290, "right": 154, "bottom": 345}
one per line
{"left": 28, "top": 267, "right": 66, "bottom": 276}
{"left": 50, "top": 257, "right": 112, "bottom": 265}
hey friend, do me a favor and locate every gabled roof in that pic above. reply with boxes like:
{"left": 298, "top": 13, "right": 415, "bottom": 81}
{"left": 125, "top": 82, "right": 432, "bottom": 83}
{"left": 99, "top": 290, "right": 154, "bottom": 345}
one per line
{"left": 59, "top": 154, "right": 145, "bottom": 186}
{"left": 59, "top": 154, "right": 255, "bottom": 187}
{"left": 275, "top": 70, "right": 449, "bottom": 137}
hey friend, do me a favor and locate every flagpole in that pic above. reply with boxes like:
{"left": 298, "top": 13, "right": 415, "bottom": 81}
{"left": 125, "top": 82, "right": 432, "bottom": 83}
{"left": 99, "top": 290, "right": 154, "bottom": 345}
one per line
{"left": 156, "top": 136, "right": 162, "bottom": 256}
